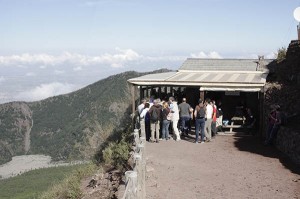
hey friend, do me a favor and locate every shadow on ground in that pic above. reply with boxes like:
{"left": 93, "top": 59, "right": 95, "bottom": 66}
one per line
{"left": 233, "top": 135, "right": 300, "bottom": 175}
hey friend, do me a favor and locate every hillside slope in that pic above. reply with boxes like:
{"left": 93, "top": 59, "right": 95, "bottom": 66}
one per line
{"left": 0, "top": 70, "right": 169, "bottom": 165}
{"left": 0, "top": 102, "right": 32, "bottom": 164}
{"left": 28, "top": 71, "right": 138, "bottom": 161}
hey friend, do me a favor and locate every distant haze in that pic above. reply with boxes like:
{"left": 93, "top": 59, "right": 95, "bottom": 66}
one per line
{"left": 0, "top": 0, "right": 297, "bottom": 103}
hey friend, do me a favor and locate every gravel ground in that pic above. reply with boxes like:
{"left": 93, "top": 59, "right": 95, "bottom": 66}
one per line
{"left": 145, "top": 134, "right": 300, "bottom": 199}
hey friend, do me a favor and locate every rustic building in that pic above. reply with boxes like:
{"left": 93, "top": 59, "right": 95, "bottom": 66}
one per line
{"left": 128, "top": 58, "right": 275, "bottom": 134}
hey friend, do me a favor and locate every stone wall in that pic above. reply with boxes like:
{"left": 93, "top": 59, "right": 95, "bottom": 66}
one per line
{"left": 276, "top": 126, "right": 300, "bottom": 164}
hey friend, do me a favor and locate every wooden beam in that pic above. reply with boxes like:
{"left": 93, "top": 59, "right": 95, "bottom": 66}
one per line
{"left": 259, "top": 91, "right": 264, "bottom": 137}
{"left": 200, "top": 90, "right": 205, "bottom": 101}
{"left": 139, "top": 86, "right": 143, "bottom": 101}
{"left": 131, "top": 84, "right": 135, "bottom": 114}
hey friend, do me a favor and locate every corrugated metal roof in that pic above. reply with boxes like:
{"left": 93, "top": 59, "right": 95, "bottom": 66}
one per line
{"left": 127, "top": 58, "right": 272, "bottom": 92}
{"left": 166, "top": 72, "right": 265, "bottom": 84}
{"left": 130, "top": 72, "right": 177, "bottom": 81}
{"left": 128, "top": 71, "right": 266, "bottom": 86}
{"left": 179, "top": 58, "right": 273, "bottom": 71}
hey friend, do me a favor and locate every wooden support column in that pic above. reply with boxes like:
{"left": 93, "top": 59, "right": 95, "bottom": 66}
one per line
{"left": 158, "top": 86, "right": 161, "bottom": 97}
{"left": 131, "top": 84, "right": 136, "bottom": 114}
{"left": 139, "top": 86, "right": 143, "bottom": 101}
{"left": 200, "top": 90, "right": 205, "bottom": 101}
{"left": 259, "top": 91, "right": 265, "bottom": 138}
{"left": 145, "top": 86, "right": 148, "bottom": 97}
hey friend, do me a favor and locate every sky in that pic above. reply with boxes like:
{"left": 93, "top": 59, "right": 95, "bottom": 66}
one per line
{"left": 0, "top": 0, "right": 299, "bottom": 104}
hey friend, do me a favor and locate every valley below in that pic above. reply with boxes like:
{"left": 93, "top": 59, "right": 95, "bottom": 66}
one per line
{"left": 0, "top": 154, "right": 86, "bottom": 179}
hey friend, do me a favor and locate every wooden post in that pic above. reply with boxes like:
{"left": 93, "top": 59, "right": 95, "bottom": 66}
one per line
{"left": 297, "top": 22, "right": 300, "bottom": 41}
{"left": 131, "top": 84, "right": 135, "bottom": 114}
{"left": 139, "top": 86, "right": 143, "bottom": 102}
{"left": 200, "top": 90, "right": 205, "bottom": 101}
{"left": 158, "top": 86, "right": 161, "bottom": 97}
{"left": 259, "top": 91, "right": 265, "bottom": 138}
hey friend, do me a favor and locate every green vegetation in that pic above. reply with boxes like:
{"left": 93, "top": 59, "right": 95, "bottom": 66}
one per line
{"left": 40, "top": 163, "right": 97, "bottom": 199}
{"left": 276, "top": 47, "right": 287, "bottom": 63}
{"left": 102, "top": 139, "right": 130, "bottom": 170}
{"left": 28, "top": 71, "right": 140, "bottom": 162}
{"left": 0, "top": 164, "right": 91, "bottom": 199}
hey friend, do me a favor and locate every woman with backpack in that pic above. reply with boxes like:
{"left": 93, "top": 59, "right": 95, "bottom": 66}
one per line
{"left": 149, "top": 99, "right": 162, "bottom": 143}
{"left": 162, "top": 101, "right": 171, "bottom": 140}
{"left": 194, "top": 99, "right": 206, "bottom": 144}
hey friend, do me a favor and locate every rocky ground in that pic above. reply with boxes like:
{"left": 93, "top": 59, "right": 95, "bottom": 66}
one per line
{"left": 145, "top": 134, "right": 300, "bottom": 199}
{"left": 80, "top": 167, "right": 123, "bottom": 199}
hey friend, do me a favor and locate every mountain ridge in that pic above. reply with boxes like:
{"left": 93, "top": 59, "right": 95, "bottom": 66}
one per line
{"left": 0, "top": 69, "right": 171, "bottom": 165}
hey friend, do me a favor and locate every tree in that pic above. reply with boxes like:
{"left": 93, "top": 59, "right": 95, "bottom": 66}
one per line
{"left": 276, "top": 47, "right": 287, "bottom": 63}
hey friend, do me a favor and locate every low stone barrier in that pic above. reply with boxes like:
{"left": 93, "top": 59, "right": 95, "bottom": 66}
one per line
{"left": 122, "top": 129, "right": 146, "bottom": 199}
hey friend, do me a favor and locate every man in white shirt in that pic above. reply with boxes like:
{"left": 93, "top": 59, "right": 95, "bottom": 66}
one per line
{"left": 138, "top": 99, "right": 147, "bottom": 137}
{"left": 205, "top": 98, "right": 213, "bottom": 142}
{"left": 138, "top": 99, "right": 146, "bottom": 114}
{"left": 169, "top": 97, "right": 181, "bottom": 141}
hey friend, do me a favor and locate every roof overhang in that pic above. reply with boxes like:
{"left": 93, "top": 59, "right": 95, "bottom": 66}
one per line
{"left": 128, "top": 70, "right": 268, "bottom": 92}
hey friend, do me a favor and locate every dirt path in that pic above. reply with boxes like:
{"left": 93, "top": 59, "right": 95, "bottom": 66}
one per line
{"left": 145, "top": 134, "right": 300, "bottom": 199}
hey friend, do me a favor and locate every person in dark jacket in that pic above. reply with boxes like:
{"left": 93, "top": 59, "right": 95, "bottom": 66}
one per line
{"left": 149, "top": 99, "right": 162, "bottom": 143}
{"left": 178, "top": 98, "right": 191, "bottom": 136}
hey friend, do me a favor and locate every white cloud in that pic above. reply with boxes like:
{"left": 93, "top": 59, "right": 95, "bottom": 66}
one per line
{"left": 16, "top": 82, "right": 76, "bottom": 102}
{"left": 0, "top": 76, "right": 5, "bottom": 83}
{"left": 40, "top": 65, "right": 47, "bottom": 69}
{"left": 54, "top": 70, "right": 65, "bottom": 75}
{"left": 0, "top": 48, "right": 140, "bottom": 68}
{"left": 73, "top": 66, "right": 82, "bottom": 71}
{"left": 0, "top": 53, "right": 56, "bottom": 66}
{"left": 190, "top": 51, "right": 222, "bottom": 59}
{"left": 0, "top": 92, "right": 10, "bottom": 103}
{"left": 141, "top": 55, "right": 186, "bottom": 62}
{"left": 25, "top": 72, "right": 36, "bottom": 77}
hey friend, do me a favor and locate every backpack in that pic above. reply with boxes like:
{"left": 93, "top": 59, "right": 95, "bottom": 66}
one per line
{"left": 150, "top": 109, "right": 159, "bottom": 122}
{"left": 197, "top": 107, "right": 205, "bottom": 119}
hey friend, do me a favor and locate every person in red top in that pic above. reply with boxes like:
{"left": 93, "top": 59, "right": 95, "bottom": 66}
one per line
{"left": 264, "top": 105, "right": 281, "bottom": 145}
{"left": 211, "top": 100, "right": 217, "bottom": 138}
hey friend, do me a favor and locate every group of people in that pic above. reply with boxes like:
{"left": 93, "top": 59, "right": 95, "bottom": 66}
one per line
{"left": 138, "top": 97, "right": 223, "bottom": 144}
{"left": 138, "top": 97, "right": 283, "bottom": 146}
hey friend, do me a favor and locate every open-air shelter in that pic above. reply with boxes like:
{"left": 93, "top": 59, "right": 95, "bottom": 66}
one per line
{"left": 127, "top": 58, "right": 274, "bottom": 134}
